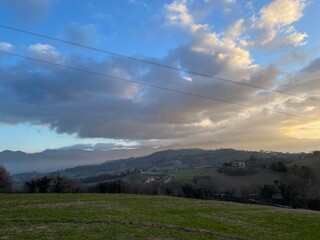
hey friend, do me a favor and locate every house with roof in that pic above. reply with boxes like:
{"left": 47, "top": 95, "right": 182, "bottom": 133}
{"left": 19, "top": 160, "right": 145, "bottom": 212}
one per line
{"left": 231, "top": 161, "right": 246, "bottom": 168}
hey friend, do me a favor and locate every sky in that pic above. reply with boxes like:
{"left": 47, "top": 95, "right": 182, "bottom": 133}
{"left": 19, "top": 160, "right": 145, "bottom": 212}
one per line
{"left": 0, "top": 0, "right": 320, "bottom": 153}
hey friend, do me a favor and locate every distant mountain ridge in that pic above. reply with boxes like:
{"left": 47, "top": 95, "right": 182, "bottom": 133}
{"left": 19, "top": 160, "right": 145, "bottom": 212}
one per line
{"left": 2, "top": 146, "right": 316, "bottom": 180}
{"left": 0, "top": 147, "right": 165, "bottom": 174}
{"left": 11, "top": 148, "right": 301, "bottom": 181}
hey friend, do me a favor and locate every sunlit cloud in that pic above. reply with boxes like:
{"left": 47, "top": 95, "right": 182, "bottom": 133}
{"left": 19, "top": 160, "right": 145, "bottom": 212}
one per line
{"left": 282, "top": 121, "right": 320, "bottom": 140}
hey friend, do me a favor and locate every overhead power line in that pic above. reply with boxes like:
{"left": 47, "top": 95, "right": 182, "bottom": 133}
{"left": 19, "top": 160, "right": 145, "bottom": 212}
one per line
{"left": 0, "top": 24, "right": 314, "bottom": 103}
{"left": 0, "top": 50, "right": 318, "bottom": 121}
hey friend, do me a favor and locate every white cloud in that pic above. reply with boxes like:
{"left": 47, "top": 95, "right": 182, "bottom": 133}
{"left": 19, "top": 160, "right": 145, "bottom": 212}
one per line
{"left": 252, "top": 0, "right": 308, "bottom": 48}
{"left": 259, "top": 0, "right": 306, "bottom": 28}
{"left": 225, "top": 19, "right": 245, "bottom": 41}
{"left": 165, "top": 0, "right": 255, "bottom": 72}
{"left": 198, "top": 0, "right": 309, "bottom": 50}
{"left": 27, "top": 43, "right": 61, "bottom": 62}
{"left": 0, "top": 42, "right": 13, "bottom": 52}
{"left": 183, "top": 76, "right": 192, "bottom": 81}
{"left": 165, "top": 1, "right": 193, "bottom": 27}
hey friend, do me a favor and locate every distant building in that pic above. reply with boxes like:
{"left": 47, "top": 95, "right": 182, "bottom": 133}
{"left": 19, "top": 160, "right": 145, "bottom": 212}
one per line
{"left": 231, "top": 161, "right": 246, "bottom": 168}
{"left": 145, "top": 177, "right": 156, "bottom": 183}
{"left": 164, "top": 178, "right": 171, "bottom": 184}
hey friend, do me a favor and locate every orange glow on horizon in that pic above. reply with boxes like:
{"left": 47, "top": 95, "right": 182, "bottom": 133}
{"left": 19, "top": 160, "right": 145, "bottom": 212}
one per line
{"left": 282, "top": 121, "right": 320, "bottom": 140}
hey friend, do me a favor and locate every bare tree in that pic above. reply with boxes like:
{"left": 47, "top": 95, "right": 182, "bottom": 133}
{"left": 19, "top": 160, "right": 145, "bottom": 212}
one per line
{"left": 25, "top": 179, "right": 37, "bottom": 193}
{"left": 51, "top": 174, "right": 78, "bottom": 193}
{"left": 0, "top": 165, "right": 12, "bottom": 193}
{"left": 36, "top": 176, "right": 51, "bottom": 193}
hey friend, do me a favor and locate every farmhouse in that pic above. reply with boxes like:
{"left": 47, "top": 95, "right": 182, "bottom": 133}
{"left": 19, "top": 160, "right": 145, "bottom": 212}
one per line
{"left": 145, "top": 176, "right": 156, "bottom": 183}
{"left": 231, "top": 161, "right": 246, "bottom": 168}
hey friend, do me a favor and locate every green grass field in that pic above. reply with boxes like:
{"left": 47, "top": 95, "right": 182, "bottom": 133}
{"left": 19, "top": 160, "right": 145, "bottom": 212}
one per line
{"left": 0, "top": 194, "right": 319, "bottom": 240}
{"left": 167, "top": 168, "right": 213, "bottom": 181}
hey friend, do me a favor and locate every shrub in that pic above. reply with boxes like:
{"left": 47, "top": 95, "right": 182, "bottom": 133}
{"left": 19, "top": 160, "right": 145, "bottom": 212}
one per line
{"left": 270, "top": 161, "right": 287, "bottom": 172}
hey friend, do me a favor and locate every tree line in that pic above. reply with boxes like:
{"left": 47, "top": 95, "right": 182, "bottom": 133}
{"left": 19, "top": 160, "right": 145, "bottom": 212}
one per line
{"left": 24, "top": 175, "right": 80, "bottom": 193}
{"left": 1, "top": 163, "right": 319, "bottom": 210}
{"left": 93, "top": 165, "right": 320, "bottom": 210}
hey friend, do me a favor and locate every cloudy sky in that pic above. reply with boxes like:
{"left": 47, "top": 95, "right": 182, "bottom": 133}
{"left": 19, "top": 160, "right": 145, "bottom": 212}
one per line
{"left": 0, "top": 0, "right": 320, "bottom": 153}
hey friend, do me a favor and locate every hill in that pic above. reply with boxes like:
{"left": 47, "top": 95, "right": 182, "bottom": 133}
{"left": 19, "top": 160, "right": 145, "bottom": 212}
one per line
{"left": 11, "top": 149, "right": 320, "bottom": 211}
{"left": 22, "top": 148, "right": 299, "bottom": 180}
{"left": 3, "top": 147, "right": 305, "bottom": 177}
{"left": 0, "top": 147, "right": 163, "bottom": 174}
{"left": 0, "top": 194, "right": 319, "bottom": 240}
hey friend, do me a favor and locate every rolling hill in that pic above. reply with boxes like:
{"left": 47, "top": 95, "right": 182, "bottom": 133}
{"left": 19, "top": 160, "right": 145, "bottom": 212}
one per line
{"left": 1, "top": 193, "right": 319, "bottom": 239}
{"left": 12, "top": 148, "right": 302, "bottom": 181}
{"left": 0, "top": 147, "right": 163, "bottom": 174}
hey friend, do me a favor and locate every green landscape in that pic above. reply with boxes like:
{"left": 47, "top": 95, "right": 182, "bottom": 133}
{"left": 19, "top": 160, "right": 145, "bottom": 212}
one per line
{"left": 1, "top": 194, "right": 320, "bottom": 240}
{"left": 2, "top": 149, "right": 320, "bottom": 210}
{"left": 1, "top": 148, "right": 320, "bottom": 239}
{"left": 1, "top": 1, "right": 320, "bottom": 239}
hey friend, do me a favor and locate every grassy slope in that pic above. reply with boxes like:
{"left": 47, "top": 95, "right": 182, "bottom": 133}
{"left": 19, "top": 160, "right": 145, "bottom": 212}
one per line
{"left": 291, "top": 157, "right": 320, "bottom": 175}
{"left": 0, "top": 194, "right": 319, "bottom": 240}
{"left": 167, "top": 168, "right": 214, "bottom": 181}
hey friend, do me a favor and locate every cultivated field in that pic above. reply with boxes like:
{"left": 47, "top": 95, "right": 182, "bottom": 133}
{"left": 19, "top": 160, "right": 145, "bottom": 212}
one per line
{"left": 0, "top": 194, "right": 319, "bottom": 240}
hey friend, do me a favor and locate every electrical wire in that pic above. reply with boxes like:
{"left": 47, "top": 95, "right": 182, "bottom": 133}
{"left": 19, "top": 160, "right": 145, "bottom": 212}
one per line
{"left": 0, "top": 50, "right": 318, "bottom": 121}
{"left": 0, "top": 24, "right": 314, "bottom": 103}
